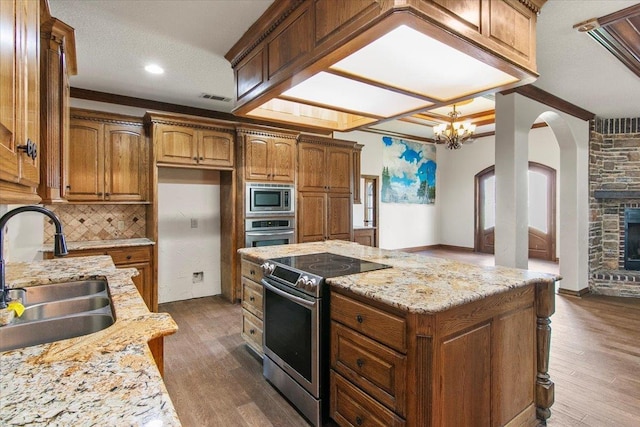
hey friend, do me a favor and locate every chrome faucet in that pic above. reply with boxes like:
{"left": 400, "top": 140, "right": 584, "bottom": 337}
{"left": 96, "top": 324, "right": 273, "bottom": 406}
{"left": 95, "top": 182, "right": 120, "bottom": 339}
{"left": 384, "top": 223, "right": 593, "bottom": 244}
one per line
{"left": 0, "top": 206, "right": 68, "bottom": 309}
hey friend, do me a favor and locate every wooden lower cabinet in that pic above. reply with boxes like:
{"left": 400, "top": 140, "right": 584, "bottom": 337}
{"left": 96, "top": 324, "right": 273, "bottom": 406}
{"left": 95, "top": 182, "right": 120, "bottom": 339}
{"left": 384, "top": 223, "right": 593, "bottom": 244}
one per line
{"left": 240, "top": 257, "right": 264, "bottom": 356}
{"left": 44, "top": 244, "right": 164, "bottom": 373}
{"left": 353, "top": 227, "right": 376, "bottom": 247}
{"left": 330, "top": 284, "right": 541, "bottom": 426}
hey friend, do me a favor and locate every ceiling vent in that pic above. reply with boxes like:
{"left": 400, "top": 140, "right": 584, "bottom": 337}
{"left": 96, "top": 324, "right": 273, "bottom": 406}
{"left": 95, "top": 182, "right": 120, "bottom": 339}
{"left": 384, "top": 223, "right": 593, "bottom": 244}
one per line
{"left": 200, "top": 93, "right": 232, "bottom": 102}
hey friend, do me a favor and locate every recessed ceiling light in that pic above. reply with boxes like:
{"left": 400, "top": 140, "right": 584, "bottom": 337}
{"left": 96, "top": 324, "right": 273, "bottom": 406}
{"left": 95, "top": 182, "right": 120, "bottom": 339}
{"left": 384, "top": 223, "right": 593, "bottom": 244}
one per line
{"left": 145, "top": 64, "right": 164, "bottom": 74}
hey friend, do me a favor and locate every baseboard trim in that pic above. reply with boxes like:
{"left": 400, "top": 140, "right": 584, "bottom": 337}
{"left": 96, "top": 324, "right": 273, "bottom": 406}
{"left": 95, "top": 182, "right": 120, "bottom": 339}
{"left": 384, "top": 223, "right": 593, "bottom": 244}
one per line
{"left": 399, "top": 244, "right": 475, "bottom": 253}
{"left": 557, "top": 287, "right": 590, "bottom": 297}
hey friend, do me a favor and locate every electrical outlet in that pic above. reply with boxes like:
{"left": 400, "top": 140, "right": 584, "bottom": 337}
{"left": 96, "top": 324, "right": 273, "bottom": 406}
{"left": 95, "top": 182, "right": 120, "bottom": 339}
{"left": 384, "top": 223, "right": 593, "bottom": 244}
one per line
{"left": 190, "top": 218, "right": 198, "bottom": 229}
{"left": 117, "top": 220, "right": 125, "bottom": 231}
{"left": 192, "top": 272, "right": 204, "bottom": 283}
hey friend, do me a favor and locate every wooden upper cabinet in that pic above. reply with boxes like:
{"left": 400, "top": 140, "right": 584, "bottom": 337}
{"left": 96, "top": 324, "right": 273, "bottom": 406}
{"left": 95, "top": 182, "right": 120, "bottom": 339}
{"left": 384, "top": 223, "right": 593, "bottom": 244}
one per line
{"left": 199, "top": 129, "right": 233, "bottom": 167}
{"left": 66, "top": 118, "right": 102, "bottom": 201}
{"left": 299, "top": 141, "right": 352, "bottom": 193}
{"left": 0, "top": 0, "right": 41, "bottom": 203}
{"left": 65, "top": 110, "right": 148, "bottom": 202}
{"left": 104, "top": 123, "right": 147, "bottom": 201}
{"left": 146, "top": 112, "right": 235, "bottom": 170}
{"left": 240, "top": 127, "right": 297, "bottom": 183}
{"left": 155, "top": 125, "right": 197, "bottom": 165}
{"left": 38, "top": 14, "right": 77, "bottom": 204}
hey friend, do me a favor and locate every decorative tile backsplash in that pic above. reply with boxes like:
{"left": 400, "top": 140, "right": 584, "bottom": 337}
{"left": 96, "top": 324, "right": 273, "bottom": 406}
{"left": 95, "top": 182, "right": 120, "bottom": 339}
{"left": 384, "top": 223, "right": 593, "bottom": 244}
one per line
{"left": 43, "top": 204, "right": 146, "bottom": 244}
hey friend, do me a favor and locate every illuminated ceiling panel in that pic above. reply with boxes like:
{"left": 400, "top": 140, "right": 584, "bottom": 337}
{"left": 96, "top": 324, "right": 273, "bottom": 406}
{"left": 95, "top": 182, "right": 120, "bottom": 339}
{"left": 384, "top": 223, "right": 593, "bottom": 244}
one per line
{"left": 281, "top": 71, "right": 433, "bottom": 118}
{"left": 331, "top": 25, "right": 520, "bottom": 101}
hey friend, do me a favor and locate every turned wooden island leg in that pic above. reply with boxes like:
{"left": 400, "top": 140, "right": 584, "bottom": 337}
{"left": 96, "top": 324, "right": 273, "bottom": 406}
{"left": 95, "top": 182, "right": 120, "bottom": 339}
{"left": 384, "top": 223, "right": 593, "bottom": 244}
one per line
{"left": 535, "top": 281, "right": 556, "bottom": 424}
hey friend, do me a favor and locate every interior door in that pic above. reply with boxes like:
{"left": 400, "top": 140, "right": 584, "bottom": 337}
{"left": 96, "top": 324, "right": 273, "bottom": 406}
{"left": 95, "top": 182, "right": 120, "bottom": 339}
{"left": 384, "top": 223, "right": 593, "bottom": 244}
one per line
{"left": 475, "top": 162, "right": 556, "bottom": 261}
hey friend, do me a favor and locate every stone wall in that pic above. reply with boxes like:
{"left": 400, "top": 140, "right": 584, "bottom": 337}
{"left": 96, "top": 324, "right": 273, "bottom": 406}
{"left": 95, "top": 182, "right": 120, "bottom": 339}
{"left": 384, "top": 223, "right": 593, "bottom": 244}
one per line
{"left": 589, "top": 117, "right": 640, "bottom": 297}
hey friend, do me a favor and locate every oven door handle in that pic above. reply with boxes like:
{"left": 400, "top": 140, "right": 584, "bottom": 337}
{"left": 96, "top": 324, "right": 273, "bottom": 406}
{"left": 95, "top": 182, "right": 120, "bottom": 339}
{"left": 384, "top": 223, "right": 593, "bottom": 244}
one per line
{"left": 245, "top": 229, "right": 294, "bottom": 236}
{"left": 262, "top": 279, "right": 316, "bottom": 308}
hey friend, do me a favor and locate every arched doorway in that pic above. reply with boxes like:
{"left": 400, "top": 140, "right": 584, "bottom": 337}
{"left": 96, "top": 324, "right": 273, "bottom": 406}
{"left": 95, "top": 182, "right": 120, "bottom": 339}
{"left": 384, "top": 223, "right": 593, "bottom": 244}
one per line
{"left": 475, "top": 162, "right": 556, "bottom": 261}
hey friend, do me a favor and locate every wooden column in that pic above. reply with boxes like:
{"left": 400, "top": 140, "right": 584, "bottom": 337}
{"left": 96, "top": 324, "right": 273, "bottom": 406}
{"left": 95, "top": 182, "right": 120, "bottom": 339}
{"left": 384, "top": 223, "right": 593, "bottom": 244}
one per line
{"left": 535, "top": 280, "right": 556, "bottom": 422}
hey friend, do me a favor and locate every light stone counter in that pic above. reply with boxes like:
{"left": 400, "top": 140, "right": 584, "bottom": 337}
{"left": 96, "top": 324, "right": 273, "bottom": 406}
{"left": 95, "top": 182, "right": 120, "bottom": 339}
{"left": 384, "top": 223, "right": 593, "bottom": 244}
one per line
{"left": 238, "top": 240, "right": 560, "bottom": 314}
{"left": 40, "top": 237, "right": 155, "bottom": 253}
{"left": 0, "top": 256, "right": 180, "bottom": 426}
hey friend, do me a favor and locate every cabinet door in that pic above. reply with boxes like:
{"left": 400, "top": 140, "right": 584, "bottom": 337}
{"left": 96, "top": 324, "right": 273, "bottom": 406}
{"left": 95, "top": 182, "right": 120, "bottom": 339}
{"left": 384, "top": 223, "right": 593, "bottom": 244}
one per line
{"left": 128, "top": 261, "right": 153, "bottom": 311}
{"left": 104, "top": 123, "right": 146, "bottom": 201}
{"left": 328, "top": 192, "right": 352, "bottom": 240}
{"left": 155, "top": 125, "right": 197, "bottom": 165}
{"left": 0, "top": 0, "right": 18, "bottom": 183}
{"left": 14, "top": 0, "right": 39, "bottom": 187}
{"left": 65, "top": 119, "right": 104, "bottom": 201}
{"left": 245, "top": 136, "right": 269, "bottom": 181}
{"left": 327, "top": 147, "right": 351, "bottom": 193}
{"left": 270, "top": 138, "right": 295, "bottom": 182}
{"left": 298, "top": 192, "right": 327, "bottom": 242}
{"left": 198, "top": 129, "right": 233, "bottom": 168}
{"left": 298, "top": 143, "right": 326, "bottom": 191}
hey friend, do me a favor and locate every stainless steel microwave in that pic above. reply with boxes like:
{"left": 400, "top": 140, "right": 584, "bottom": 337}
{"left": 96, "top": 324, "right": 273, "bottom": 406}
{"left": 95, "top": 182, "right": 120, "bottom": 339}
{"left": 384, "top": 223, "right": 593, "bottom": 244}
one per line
{"left": 246, "top": 183, "right": 294, "bottom": 216}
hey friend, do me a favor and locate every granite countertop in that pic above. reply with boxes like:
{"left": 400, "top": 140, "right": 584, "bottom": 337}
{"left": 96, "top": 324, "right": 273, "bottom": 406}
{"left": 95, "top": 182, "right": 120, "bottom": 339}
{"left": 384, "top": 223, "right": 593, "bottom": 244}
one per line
{"left": 353, "top": 225, "right": 376, "bottom": 230}
{"left": 238, "top": 240, "right": 560, "bottom": 314}
{"left": 0, "top": 256, "right": 180, "bottom": 426}
{"left": 40, "top": 237, "right": 155, "bottom": 253}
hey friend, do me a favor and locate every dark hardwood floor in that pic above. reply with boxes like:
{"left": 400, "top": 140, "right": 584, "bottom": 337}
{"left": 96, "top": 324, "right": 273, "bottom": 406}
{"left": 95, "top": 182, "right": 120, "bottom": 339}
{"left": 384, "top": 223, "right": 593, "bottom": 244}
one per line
{"left": 159, "top": 251, "right": 639, "bottom": 427}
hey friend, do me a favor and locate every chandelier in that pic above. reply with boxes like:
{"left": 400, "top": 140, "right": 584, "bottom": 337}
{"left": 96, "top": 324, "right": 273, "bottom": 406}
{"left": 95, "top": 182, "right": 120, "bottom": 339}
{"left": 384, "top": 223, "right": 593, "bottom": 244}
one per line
{"left": 433, "top": 105, "right": 476, "bottom": 150}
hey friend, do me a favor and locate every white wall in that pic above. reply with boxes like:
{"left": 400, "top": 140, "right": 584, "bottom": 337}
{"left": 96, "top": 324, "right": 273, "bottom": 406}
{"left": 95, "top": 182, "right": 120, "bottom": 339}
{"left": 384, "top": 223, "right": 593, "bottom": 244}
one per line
{"left": 157, "top": 168, "right": 222, "bottom": 303}
{"left": 336, "top": 130, "right": 440, "bottom": 250}
{"left": 1, "top": 204, "right": 45, "bottom": 262}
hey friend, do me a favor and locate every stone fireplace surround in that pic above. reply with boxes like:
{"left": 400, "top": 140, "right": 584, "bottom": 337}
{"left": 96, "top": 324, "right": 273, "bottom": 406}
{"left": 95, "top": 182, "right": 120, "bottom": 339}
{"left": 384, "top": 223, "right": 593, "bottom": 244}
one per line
{"left": 589, "top": 117, "right": 640, "bottom": 297}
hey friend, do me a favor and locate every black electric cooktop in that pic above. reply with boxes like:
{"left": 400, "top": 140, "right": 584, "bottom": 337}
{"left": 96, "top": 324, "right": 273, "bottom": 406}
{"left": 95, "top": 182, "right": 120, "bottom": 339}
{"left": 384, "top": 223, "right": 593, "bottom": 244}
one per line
{"left": 268, "top": 252, "right": 391, "bottom": 278}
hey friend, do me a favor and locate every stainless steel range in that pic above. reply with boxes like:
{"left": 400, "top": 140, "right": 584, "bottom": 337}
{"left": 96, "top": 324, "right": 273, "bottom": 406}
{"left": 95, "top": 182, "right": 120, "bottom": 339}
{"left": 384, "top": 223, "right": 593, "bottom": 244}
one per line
{"left": 260, "top": 253, "right": 391, "bottom": 426}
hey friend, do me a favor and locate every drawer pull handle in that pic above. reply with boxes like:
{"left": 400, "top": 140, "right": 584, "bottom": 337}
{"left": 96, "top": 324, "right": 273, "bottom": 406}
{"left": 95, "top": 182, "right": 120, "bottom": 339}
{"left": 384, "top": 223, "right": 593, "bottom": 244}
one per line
{"left": 249, "top": 296, "right": 255, "bottom": 302}
{"left": 250, "top": 269, "right": 255, "bottom": 275}
{"left": 356, "top": 416, "right": 363, "bottom": 426}
{"left": 356, "top": 358, "right": 364, "bottom": 368}
{"left": 126, "top": 255, "right": 132, "bottom": 260}
{"left": 249, "top": 329, "right": 255, "bottom": 335}
{"left": 356, "top": 314, "right": 364, "bottom": 324}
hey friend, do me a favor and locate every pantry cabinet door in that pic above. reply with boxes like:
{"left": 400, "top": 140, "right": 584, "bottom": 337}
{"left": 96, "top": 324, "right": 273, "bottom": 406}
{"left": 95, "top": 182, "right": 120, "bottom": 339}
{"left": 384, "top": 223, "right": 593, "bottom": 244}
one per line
{"left": 298, "top": 192, "right": 327, "bottom": 242}
{"left": 328, "top": 193, "right": 352, "bottom": 241}
{"left": 326, "top": 147, "right": 351, "bottom": 193}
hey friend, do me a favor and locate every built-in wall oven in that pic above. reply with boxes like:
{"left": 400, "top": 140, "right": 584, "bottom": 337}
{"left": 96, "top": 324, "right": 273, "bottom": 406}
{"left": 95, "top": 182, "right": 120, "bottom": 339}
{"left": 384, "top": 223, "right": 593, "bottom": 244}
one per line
{"left": 245, "top": 217, "right": 295, "bottom": 248}
{"left": 260, "top": 253, "right": 392, "bottom": 426}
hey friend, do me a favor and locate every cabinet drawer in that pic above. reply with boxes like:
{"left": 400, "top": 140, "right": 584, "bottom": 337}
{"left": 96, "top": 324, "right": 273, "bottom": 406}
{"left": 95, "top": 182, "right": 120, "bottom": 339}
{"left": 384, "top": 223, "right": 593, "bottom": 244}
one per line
{"left": 331, "top": 322, "right": 406, "bottom": 416}
{"left": 331, "top": 292, "right": 407, "bottom": 353}
{"left": 241, "top": 310, "right": 263, "bottom": 354}
{"left": 331, "top": 370, "right": 405, "bottom": 427}
{"left": 242, "top": 277, "right": 263, "bottom": 319}
{"left": 241, "top": 259, "right": 263, "bottom": 282}
{"left": 56, "top": 245, "right": 151, "bottom": 266}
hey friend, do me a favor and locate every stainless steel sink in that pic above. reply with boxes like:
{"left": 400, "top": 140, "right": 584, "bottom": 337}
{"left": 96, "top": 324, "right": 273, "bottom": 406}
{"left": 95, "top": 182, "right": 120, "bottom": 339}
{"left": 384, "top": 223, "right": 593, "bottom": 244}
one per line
{"left": 7, "top": 279, "right": 107, "bottom": 305}
{"left": 15, "top": 296, "right": 111, "bottom": 323}
{"left": 1, "top": 279, "right": 114, "bottom": 352}
{"left": 0, "top": 314, "right": 115, "bottom": 352}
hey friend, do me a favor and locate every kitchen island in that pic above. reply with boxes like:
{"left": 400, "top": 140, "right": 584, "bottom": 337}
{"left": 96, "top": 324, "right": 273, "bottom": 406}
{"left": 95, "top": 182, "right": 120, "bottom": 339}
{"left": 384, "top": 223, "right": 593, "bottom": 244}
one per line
{"left": 0, "top": 256, "right": 180, "bottom": 426}
{"left": 238, "top": 240, "right": 558, "bottom": 427}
